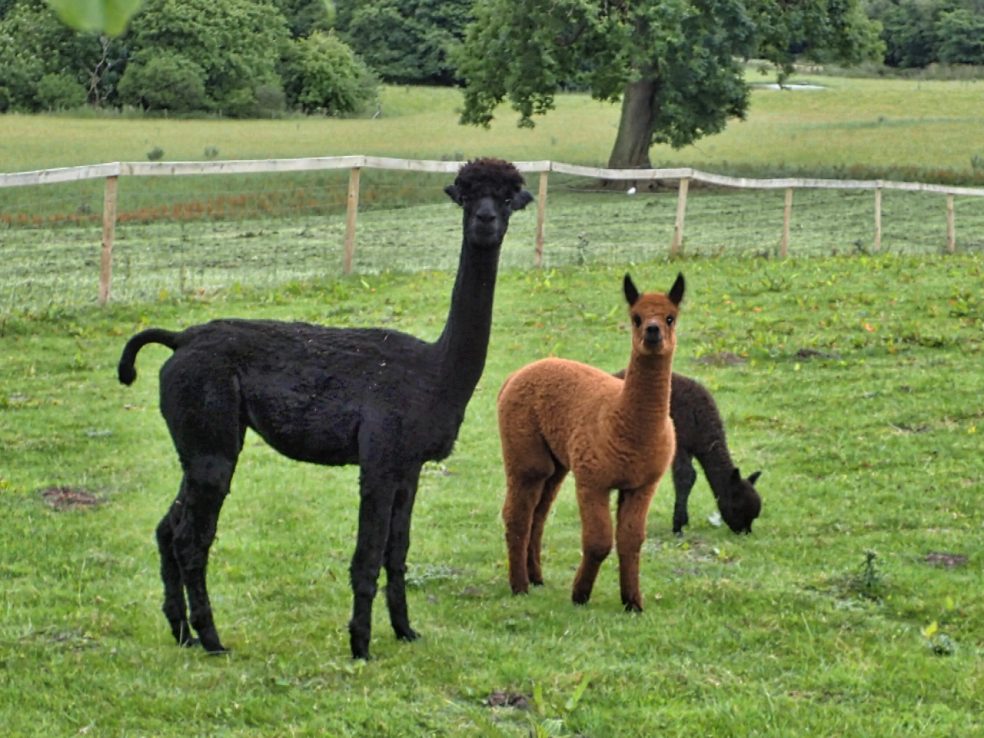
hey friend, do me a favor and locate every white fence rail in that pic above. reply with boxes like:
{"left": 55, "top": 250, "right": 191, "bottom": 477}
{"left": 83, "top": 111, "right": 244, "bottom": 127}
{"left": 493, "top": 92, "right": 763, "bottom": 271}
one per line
{"left": 2, "top": 156, "right": 983, "bottom": 305}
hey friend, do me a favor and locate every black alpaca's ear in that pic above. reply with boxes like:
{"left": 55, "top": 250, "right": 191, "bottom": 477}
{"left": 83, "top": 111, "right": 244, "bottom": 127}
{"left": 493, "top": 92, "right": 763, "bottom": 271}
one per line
{"left": 444, "top": 184, "right": 462, "bottom": 205}
{"left": 748, "top": 470, "right": 762, "bottom": 485}
{"left": 668, "top": 273, "right": 685, "bottom": 306}
{"left": 623, "top": 274, "right": 640, "bottom": 306}
{"left": 511, "top": 190, "right": 534, "bottom": 211}
{"left": 731, "top": 468, "right": 742, "bottom": 483}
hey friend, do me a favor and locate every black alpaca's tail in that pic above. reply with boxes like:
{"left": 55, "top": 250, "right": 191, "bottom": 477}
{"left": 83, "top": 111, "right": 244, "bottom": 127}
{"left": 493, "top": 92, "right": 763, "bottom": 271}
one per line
{"left": 117, "top": 328, "right": 181, "bottom": 385}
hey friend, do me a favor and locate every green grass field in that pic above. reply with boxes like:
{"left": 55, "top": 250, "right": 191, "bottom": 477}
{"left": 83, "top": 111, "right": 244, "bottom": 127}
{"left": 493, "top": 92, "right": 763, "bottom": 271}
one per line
{"left": 1, "top": 254, "right": 981, "bottom": 736}
{"left": 1, "top": 74, "right": 983, "bottom": 736}
{"left": 2, "top": 74, "right": 984, "bottom": 178}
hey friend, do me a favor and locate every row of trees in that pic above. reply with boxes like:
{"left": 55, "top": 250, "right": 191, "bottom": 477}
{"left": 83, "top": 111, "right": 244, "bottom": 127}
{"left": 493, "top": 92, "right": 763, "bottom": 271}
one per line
{"left": 867, "top": 0, "right": 984, "bottom": 68}
{"left": 1, "top": 0, "right": 981, "bottom": 168}
{"left": 0, "top": 0, "right": 378, "bottom": 116}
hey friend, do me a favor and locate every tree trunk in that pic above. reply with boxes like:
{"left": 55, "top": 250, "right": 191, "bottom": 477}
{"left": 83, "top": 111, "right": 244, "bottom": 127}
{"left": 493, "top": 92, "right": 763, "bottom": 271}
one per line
{"left": 607, "top": 78, "right": 658, "bottom": 170}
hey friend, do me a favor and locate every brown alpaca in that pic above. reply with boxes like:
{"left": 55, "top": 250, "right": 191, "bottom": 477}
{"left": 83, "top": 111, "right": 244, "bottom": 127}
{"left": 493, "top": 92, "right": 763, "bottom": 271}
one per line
{"left": 498, "top": 273, "right": 684, "bottom": 610}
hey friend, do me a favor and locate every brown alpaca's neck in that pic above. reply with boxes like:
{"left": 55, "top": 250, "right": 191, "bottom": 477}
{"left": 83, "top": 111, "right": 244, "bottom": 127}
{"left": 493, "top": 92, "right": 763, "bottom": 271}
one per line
{"left": 616, "top": 352, "right": 674, "bottom": 430}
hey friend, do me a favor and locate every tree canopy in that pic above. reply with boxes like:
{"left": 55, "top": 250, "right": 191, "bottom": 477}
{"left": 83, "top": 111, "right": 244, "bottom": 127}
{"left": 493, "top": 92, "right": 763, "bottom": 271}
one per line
{"left": 456, "top": 0, "right": 884, "bottom": 169}
{"left": 0, "top": 0, "right": 377, "bottom": 116}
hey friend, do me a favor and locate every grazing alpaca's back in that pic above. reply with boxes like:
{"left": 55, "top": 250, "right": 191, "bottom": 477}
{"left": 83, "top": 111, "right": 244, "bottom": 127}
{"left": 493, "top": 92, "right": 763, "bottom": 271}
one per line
{"left": 668, "top": 374, "right": 761, "bottom": 534}
{"left": 612, "top": 371, "right": 763, "bottom": 535}
{"left": 498, "top": 273, "right": 684, "bottom": 611}
{"left": 117, "top": 158, "right": 533, "bottom": 660}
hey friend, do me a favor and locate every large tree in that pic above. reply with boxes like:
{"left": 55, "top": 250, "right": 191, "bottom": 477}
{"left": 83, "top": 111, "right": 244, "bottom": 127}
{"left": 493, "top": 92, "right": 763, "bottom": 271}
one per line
{"left": 456, "top": 0, "right": 883, "bottom": 169}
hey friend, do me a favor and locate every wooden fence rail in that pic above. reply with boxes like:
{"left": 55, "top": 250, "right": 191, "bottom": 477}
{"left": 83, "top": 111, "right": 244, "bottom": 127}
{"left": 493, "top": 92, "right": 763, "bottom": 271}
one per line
{"left": 2, "top": 156, "right": 983, "bottom": 305}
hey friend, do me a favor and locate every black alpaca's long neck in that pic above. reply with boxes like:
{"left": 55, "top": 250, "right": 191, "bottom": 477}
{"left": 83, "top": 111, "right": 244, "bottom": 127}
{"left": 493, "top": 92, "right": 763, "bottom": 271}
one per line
{"left": 434, "top": 239, "right": 500, "bottom": 407}
{"left": 695, "top": 436, "right": 737, "bottom": 501}
{"left": 617, "top": 353, "right": 674, "bottom": 433}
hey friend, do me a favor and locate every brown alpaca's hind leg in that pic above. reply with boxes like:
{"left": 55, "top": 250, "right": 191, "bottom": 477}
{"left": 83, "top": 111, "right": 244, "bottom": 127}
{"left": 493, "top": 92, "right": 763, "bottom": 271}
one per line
{"left": 526, "top": 467, "right": 567, "bottom": 586}
{"left": 615, "top": 485, "right": 657, "bottom": 612}
{"left": 502, "top": 472, "right": 546, "bottom": 594}
{"left": 571, "top": 484, "right": 613, "bottom": 605}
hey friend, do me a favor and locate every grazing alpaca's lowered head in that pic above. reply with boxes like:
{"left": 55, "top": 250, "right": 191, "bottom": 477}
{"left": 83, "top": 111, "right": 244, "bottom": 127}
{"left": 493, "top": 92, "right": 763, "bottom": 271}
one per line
{"left": 117, "top": 157, "right": 533, "bottom": 660}
{"left": 498, "top": 273, "right": 684, "bottom": 611}
{"left": 613, "top": 370, "right": 763, "bottom": 534}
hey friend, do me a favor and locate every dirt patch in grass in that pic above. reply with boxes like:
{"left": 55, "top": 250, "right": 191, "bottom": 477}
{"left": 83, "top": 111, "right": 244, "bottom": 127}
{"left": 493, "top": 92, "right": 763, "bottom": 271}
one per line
{"left": 695, "top": 351, "right": 746, "bottom": 366}
{"left": 486, "top": 692, "right": 530, "bottom": 710}
{"left": 40, "top": 486, "right": 102, "bottom": 511}
{"left": 924, "top": 552, "right": 968, "bottom": 568}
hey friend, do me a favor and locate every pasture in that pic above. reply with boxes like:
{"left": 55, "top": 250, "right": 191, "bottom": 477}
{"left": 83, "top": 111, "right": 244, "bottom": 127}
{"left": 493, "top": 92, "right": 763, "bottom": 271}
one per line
{"left": 1, "top": 72, "right": 983, "bottom": 735}
{"left": 1, "top": 255, "right": 981, "bottom": 736}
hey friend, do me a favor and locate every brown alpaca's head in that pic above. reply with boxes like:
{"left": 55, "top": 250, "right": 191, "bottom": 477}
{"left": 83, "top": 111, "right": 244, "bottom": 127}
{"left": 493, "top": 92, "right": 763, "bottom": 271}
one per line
{"left": 720, "top": 469, "right": 762, "bottom": 534}
{"left": 444, "top": 158, "right": 534, "bottom": 250}
{"left": 623, "top": 273, "right": 685, "bottom": 358}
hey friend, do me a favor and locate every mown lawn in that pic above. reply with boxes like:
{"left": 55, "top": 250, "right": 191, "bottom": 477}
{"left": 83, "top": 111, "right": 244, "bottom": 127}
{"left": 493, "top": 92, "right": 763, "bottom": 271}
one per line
{"left": 0, "top": 253, "right": 981, "bottom": 736}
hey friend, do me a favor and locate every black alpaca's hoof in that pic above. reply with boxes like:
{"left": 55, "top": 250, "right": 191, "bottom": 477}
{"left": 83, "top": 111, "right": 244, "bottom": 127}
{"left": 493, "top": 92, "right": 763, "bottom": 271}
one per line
{"left": 396, "top": 628, "right": 420, "bottom": 643}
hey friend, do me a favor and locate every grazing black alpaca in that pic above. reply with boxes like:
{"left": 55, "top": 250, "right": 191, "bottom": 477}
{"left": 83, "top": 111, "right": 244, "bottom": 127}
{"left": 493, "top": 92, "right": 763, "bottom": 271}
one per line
{"left": 613, "top": 371, "right": 762, "bottom": 534}
{"left": 118, "top": 158, "right": 533, "bottom": 659}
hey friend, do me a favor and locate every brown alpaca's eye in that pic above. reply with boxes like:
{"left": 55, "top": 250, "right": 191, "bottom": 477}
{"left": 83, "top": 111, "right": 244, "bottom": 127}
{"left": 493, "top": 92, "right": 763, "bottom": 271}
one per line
{"left": 632, "top": 314, "right": 642, "bottom": 327}
{"left": 666, "top": 315, "right": 675, "bottom": 326}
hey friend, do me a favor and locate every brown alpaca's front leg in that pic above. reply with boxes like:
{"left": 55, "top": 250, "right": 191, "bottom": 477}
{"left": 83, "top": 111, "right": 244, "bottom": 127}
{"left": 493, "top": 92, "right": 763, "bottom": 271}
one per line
{"left": 571, "top": 486, "right": 613, "bottom": 605}
{"left": 615, "top": 485, "right": 656, "bottom": 612}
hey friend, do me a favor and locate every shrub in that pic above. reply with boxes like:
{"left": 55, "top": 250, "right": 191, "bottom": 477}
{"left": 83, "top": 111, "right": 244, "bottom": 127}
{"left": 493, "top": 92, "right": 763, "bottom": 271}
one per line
{"left": 117, "top": 52, "right": 207, "bottom": 113}
{"left": 282, "top": 31, "right": 378, "bottom": 116}
{"left": 36, "top": 73, "right": 86, "bottom": 111}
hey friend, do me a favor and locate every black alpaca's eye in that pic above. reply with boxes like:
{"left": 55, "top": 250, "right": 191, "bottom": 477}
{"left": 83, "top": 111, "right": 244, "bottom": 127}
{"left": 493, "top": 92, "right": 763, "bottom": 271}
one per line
{"left": 666, "top": 315, "right": 675, "bottom": 326}
{"left": 504, "top": 198, "right": 512, "bottom": 205}
{"left": 632, "top": 314, "right": 642, "bottom": 327}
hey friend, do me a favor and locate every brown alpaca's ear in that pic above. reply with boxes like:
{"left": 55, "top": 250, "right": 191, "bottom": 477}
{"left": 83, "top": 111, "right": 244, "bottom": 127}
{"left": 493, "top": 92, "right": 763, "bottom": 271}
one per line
{"left": 668, "top": 273, "right": 685, "bottom": 306}
{"left": 624, "top": 274, "right": 640, "bottom": 306}
{"left": 444, "top": 184, "right": 462, "bottom": 205}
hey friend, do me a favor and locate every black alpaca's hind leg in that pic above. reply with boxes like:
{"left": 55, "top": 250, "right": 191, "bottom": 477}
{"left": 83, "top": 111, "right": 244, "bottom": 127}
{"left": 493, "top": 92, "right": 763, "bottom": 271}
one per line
{"left": 170, "top": 457, "right": 234, "bottom": 654}
{"left": 671, "top": 453, "right": 697, "bottom": 535}
{"left": 157, "top": 505, "right": 195, "bottom": 646}
{"left": 384, "top": 470, "right": 421, "bottom": 643}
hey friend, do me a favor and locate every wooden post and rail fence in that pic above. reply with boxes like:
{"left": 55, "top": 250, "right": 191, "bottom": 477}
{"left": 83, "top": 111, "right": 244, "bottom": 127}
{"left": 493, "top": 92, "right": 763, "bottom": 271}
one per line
{"left": 2, "top": 155, "right": 982, "bottom": 305}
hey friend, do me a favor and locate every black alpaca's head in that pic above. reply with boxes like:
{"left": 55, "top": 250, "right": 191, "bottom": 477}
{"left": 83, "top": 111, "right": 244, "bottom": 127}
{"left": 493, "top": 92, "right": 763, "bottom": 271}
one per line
{"left": 445, "top": 158, "right": 534, "bottom": 249}
{"left": 720, "top": 469, "right": 762, "bottom": 533}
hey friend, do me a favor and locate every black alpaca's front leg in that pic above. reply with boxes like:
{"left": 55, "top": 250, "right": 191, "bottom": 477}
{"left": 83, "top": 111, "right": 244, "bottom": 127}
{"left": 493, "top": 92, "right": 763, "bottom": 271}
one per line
{"left": 349, "top": 462, "right": 400, "bottom": 659}
{"left": 384, "top": 471, "right": 421, "bottom": 643}
{"left": 671, "top": 453, "right": 697, "bottom": 535}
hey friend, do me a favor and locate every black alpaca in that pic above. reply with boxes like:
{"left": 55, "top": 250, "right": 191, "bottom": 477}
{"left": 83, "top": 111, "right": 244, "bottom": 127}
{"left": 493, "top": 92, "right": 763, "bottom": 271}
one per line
{"left": 118, "top": 158, "right": 533, "bottom": 659}
{"left": 614, "top": 371, "right": 762, "bottom": 534}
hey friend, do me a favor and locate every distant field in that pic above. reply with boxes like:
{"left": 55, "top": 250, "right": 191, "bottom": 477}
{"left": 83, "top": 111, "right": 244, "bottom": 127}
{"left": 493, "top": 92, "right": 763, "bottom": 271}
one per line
{"left": 1, "top": 73, "right": 983, "bottom": 178}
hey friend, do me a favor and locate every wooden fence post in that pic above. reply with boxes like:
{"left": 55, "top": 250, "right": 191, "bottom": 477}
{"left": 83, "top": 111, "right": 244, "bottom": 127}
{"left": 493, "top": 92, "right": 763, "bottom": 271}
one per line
{"left": 873, "top": 187, "right": 882, "bottom": 252}
{"left": 946, "top": 194, "right": 955, "bottom": 253}
{"left": 99, "top": 175, "right": 118, "bottom": 305}
{"left": 534, "top": 171, "right": 549, "bottom": 267}
{"left": 780, "top": 187, "right": 793, "bottom": 258}
{"left": 343, "top": 166, "right": 361, "bottom": 274}
{"left": 670, "top": 177, "right": 689, "bottom": 256}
